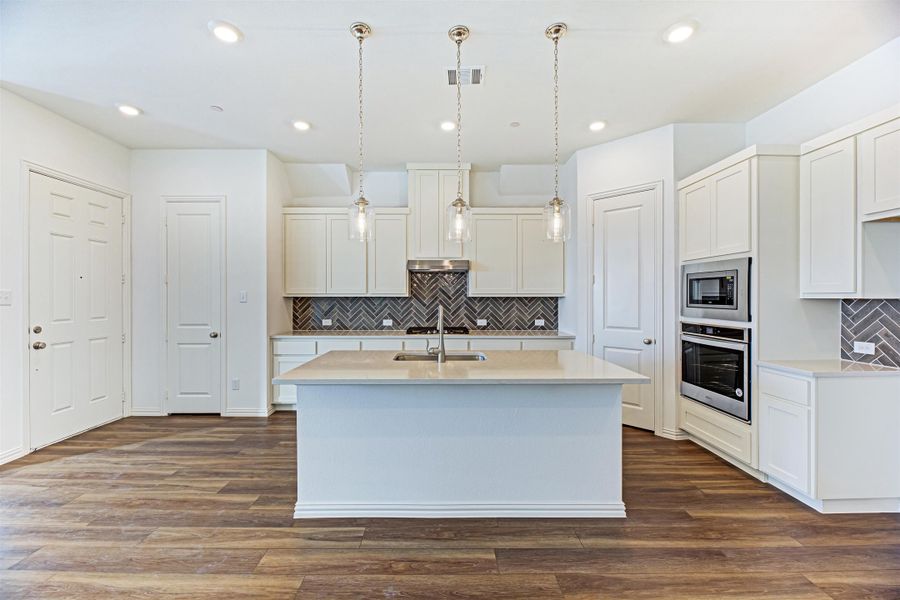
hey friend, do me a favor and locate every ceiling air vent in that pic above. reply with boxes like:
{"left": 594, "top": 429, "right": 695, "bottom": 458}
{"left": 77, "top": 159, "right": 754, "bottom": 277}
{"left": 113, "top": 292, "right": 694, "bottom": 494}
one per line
{"left": 447, "top": 66, "right": 485, "bottom": 86}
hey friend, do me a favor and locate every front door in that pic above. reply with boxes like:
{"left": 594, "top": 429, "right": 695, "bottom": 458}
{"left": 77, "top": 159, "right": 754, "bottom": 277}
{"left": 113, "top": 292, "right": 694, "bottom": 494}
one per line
{"left": 592, "top": 187, "right": 658, "bottom": 431}
{"left": 29, "top": 172, "right": 124, "bottom": 448}
{"left": 165, "top": 199, "right": 223, "bottom": 413}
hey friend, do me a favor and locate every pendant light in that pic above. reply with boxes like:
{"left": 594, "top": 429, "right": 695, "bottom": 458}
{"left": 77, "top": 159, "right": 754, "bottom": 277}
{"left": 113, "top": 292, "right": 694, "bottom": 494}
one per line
{"left": 446, "top": 25, "right": 472, "bottom": 242}
{"left": 348, "top": 22, "right": 374, "bottom": 241}
{"left": 543, "top": 22, "right": 572, "bottom": 242}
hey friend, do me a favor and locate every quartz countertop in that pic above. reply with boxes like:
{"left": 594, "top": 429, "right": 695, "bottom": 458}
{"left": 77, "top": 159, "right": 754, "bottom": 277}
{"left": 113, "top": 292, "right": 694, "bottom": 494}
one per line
{"left": 758, "top": 359, "right": 900, "bottom": 378}
{"left": 271, "top": 330, "right": 575, "bottom": 339}
{"left": 273, "top": 350, "right": 649, "bottom": 385}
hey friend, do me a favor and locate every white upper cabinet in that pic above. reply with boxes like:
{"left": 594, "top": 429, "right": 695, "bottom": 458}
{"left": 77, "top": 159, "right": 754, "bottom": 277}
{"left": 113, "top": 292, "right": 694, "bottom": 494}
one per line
{"left": 283, "top": 209, "right": 408, "bottom": 297}
{"left": 518, "top": 215, "right": 565, "bottom": 295}
{"left": 799, "top": 138, "right": 857, "bottom": 297}
{"left": 679, "top": 160, "right": 751, "bottom": 261}
{"left": 408, "top": 166, "right": 468, "bottom": 259}
{"left": 284, "top": 214, "right": 326, "bottom": 295}
{"left": 468, "top": 211, "right": 564, "bottom": 297}
{"left": 858, "top": 117, "right": 900, "bottom": 220}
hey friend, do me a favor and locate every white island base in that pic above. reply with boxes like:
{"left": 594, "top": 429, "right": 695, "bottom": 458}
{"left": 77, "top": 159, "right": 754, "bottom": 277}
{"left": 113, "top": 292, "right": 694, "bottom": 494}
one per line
{"left": 275, "top": 350, "right": 649, "bottom": 519}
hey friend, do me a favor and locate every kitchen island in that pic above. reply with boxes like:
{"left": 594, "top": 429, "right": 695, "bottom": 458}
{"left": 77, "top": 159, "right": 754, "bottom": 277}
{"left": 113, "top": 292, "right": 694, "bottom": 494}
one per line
{"left": 273, "top": 349, "right": 648, "bottom": 519}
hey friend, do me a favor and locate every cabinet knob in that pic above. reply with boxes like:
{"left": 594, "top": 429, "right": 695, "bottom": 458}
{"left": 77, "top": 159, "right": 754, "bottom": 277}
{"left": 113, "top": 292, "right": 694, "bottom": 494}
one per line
{"left": 209, "top": 332, "right": 219, "bottom": 339}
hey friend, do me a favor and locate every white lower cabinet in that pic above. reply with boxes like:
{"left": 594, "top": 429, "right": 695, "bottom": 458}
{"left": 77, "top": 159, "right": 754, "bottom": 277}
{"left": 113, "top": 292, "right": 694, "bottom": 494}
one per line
{"left": 759, "top": 392, "right": 810, "bottom": 496}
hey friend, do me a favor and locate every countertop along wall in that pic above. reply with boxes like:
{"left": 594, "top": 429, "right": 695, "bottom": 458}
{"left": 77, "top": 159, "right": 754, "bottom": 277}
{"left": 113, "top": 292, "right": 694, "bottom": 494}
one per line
{"left": 0, "top": 89, "right": 131, "bottom": 463}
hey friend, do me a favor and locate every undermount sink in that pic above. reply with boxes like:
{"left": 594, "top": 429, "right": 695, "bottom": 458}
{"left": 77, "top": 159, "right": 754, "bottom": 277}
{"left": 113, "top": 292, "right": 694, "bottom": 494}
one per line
{"left": 393, "top": 352, "right": 487, "bottom": 362}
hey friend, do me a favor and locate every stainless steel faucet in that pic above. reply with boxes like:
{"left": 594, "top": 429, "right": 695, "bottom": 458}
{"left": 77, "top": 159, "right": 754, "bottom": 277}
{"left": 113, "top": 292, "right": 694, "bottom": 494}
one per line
{"left": 427, "top": 305, "right": 447, "bottom": 363}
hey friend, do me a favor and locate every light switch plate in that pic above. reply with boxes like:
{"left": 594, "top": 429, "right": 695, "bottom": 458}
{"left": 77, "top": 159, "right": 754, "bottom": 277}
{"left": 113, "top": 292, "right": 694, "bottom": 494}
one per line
{"left": 534, "top": 319, "right": 545, "bottom": 326}
{"left": 476, "top": 319, "right": 487, "bottom": 326}
{"left": 382, "top": 319, "right": 393, "bottom": 326}
{"left": 853, "top": 341, "right": 876, "bottom": 355}
{"left": 322, "top": 318, "right": 333, "bottom": 326}
{"left": 0, "top": 289, "right": 11, "bottom": 307}
{"left": 239, "top": 291, "right": 248, "bottom": 303}
{"left": 231, "top": 378, "right": 240, "bottom": 390}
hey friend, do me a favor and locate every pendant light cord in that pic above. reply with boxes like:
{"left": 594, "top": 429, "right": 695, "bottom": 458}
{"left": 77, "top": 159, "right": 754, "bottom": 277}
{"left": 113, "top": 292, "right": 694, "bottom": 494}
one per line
{"left": 358, "top": 35, "right": 365, "bottom": 201}
{"left": 456, "top": 38, "right": 463, "bottom": 200}
{"left": 553, "top": 36, "right": 559, "bottom": 200}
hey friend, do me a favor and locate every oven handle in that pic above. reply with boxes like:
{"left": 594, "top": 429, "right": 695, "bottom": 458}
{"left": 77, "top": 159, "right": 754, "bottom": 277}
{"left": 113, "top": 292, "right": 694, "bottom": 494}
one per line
{"left": 681, "top": 334, "right": 748, "bottom": 352}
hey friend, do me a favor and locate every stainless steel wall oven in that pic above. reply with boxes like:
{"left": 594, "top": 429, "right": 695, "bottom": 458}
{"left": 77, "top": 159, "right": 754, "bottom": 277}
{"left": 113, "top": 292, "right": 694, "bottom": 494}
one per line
{"left": 681, "top": 323, "right": 750, "bottom": 422}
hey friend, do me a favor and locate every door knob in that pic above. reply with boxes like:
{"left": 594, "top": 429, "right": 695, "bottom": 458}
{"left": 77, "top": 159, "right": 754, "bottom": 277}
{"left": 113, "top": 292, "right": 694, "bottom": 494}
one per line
{"left": 209, "top": 332, "right": 219, "bottom": 338}
{"left": 32, "top": 341, "right": 46, "bottom": 350}
{"left": 642, "top": 338, "right": 654, "bottom": 345}
{"left": 32, "top": 325, "right": 42, "bottom": 334}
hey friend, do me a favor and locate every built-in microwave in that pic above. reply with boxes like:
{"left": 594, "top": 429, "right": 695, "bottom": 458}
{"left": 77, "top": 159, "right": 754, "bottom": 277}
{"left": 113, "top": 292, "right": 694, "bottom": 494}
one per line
{"left": 681, "top": 257, "right": 750, "bottom": 322}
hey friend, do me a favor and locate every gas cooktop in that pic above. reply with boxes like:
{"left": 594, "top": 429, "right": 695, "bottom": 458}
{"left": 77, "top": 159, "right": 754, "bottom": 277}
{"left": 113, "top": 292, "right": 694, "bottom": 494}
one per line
{"left": 405, "top": 326, "right": 470, "bottom": 335}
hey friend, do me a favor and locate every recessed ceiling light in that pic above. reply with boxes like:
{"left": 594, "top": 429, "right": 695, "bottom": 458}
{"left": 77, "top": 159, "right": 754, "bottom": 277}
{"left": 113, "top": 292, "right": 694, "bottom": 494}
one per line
{"left": 208, "top": 20, "right": 243, "bottom": 44}
{"left": 440, "top": 121, "right": 456, "bottom": 131}
{"left": 664, "top": 20, "right": 697, "bottom": 44}
{"left": 589, "top": 121, "right": 607, "bottom": 132}
{"left": 509, "top": 121, "right": 521, "bottom": 128}
{"left": 293, "top": 120, "right": 311, "bottom": 131}
{"left": 116, "top": 104, "right": 142, "bottom": 117}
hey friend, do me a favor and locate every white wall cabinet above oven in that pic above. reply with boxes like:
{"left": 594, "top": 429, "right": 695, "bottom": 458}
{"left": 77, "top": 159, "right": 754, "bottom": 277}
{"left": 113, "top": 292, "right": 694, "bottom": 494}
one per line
{"left": 283, "top": 208, "right": 409, "bottom": 297}
{"left": 678, "top": 160, "right": 751, "bottom": 261}
{"left": 799, "top": 106, "right": 900, "bottom": 298}
{"left": 467, "top": 209, "right": 565, "bottom": 297}
{"left": 407, "top": 164, "right": 470, "bottom": 260}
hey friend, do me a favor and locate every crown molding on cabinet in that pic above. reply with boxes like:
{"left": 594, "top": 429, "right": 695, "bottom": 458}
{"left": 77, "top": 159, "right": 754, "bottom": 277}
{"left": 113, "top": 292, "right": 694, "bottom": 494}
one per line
{"left": 677, "top": 144, "right": 799, "bottom": 189}
{"left": 800, "top": 102, "right": 900, "bottom": 155}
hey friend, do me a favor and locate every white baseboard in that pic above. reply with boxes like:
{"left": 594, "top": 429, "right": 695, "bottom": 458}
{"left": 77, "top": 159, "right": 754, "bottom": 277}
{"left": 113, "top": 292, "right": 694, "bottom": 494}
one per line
{"left": 294, "top": 501, "right": 627, "bottom": 519}
{"left": 768, "top": 477, "right": 900, "bottom": 514}
{"left": 130, "top": 409, "right": 166, "bottom": 417}
{"left": 658, "top": 427, "right": 688, "bottom": 440}
{"left": 273, "top": 403, "right": 297, "bottom": 412}
{"left": 0, "top": 446, "right": 28, "bottom": 466}
{"left": 685, "top": 433, "right": 766, "bottom": 482}
{"left": 222, "top": 406, "right": 275, "bottom": 417}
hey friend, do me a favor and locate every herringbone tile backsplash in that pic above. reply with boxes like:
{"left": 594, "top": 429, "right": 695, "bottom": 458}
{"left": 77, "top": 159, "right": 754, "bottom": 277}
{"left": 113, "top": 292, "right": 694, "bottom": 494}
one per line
{"left": 293, "top": 272, "right": 558, "bottom": 331}
{"left": 840, "top": 299, "right": 900, "bottom": 367}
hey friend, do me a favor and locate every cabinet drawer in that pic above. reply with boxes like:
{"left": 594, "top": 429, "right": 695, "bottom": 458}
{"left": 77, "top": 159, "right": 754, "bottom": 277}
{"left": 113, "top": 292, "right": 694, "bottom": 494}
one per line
{"left": 273, "top": 339, "right": 317, "bottom": 355}
{"left": 759, "top": 370, "right": 810, "bottom": 406}
{"left": 469, "top": 339, "right": 522, "bottom": 351}
{"left": 361, "top": 339, "right": 404, "bottom": 351}
{"left": 403, "top": 339, "right": 429, "bottom": 351}
{"left": 680, "top": 397, "right": 753, "bottom": 465}
{"left": 318, "top": 339, "right": 362, "bottom": 353}
{"left": 522, "top": 339, "right": 573, "bottom": 350}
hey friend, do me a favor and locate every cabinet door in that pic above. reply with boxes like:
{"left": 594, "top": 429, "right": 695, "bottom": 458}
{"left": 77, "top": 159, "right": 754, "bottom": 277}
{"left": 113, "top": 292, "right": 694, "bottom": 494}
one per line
{"left": 438, "top": 170, "right": 464, "bottom": 258}
{"left": 411, "top": 170, "right": 442, "bottom": 258}
{"left": 518, "top": 215, "right": 564, "bottom": 295}
{"left": 368, "top": 214, "right": 408, "bottom": 296}
{"left": 858, "top": 118, "right": 900, "bottom": 219}
{"left": 710, "top": 161, "right": 751, "bottom": 256}
{"left": 284, "top": 214, "right": 326, "bottom": 295}
{"left": 760, "top": 393, "right": 811, "bottom": 496}
{"left": 326, "top": 216, "right": 366, "bottom": 295}
{"left": 799, "top": 139, "right": 857, "bottom": 296}
{"left": 679, "top": 180, "right": 712, "bottom": 261}
{"left": 468, "top": 214, "right": 517, "bottom": 295}
{"left": 274, "top": 355, "right": 315, "bottom": 404}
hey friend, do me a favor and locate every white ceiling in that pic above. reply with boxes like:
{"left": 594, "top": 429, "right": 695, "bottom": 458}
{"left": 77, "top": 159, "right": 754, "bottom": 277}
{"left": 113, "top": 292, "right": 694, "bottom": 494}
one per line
{"left": 2, "top": 1, "right": 899, "bottom": 170}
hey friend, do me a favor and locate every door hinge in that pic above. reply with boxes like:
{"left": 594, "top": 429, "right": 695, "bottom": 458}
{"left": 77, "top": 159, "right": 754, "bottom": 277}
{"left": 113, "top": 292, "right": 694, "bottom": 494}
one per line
{"left": 121, "top": 274, "right": 126, "bottom": 285}
{"left": 121, "top": 214, "right": 126, "bottom": 225}
{"left": 121, "top": 333, "right": 126, "bottom": 344}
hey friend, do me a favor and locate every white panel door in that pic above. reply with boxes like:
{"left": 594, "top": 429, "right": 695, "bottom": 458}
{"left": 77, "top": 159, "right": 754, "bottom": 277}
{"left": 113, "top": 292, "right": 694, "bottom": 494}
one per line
{"left": 799, "top": 139, "right": 857, "bottom": 296}
{"left": 368, "top": 214, "right": 408, "bottom": 296}
{"left": 679, "top": 180, "right": 712, "bottom": 261}
{"left": 858, "top": 118, "right": 900, "bottom": 218}
{"left": 518, "top": 215, "right": 565, "bottom": 296}
{"left": 29, "top": 173, "right": 123, "bottom": 448}
{"left": 710, "top": 161, "right": 751, "bottom": 257}
{"left": 593, "top": 189, "right": 657, "bottom": 431}
{"left": 326, "top": 216, "right": 366, "bottom": 295}
{"left": 284, "top": 214, "right": 326, "bottom": 295}
{"left": 468, "top": 214, "right": 517, "bottom": 295}
{"left": 166, "top": 200, "right": 223, "bottom": 414}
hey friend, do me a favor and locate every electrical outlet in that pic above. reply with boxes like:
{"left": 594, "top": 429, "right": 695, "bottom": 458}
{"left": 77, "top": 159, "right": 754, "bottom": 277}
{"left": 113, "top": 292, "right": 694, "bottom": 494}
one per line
{"left": 534, "top": 319, "right": 545, "bottom": 327}
{"left": 853, "top": 341, "right": 876, "bottom": 355}
{"left": 239, "top": 290, "right": 248, "bottom": 303}
{"left": 382, "top": 319, "right": 393, "bottom": 326}
{"left": 231, "top": 378, "right": 240, "bottom": 390}
{"left": 476, "top": 319, "right": 487, "bottom": 326}
{"left": 0, "top": 289, "right": 11, "bottom": 307}
{"left": 322, "top": 318, "right": 332, "bottom": 326}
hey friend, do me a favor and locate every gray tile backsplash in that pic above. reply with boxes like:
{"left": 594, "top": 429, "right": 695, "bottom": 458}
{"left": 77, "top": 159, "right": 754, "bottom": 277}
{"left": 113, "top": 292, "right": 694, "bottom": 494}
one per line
{"left": 293, "top": 272, "right": 558, "bottom": 331}
{"left": 840, "top": 299, "right": 900, "bottom": 367}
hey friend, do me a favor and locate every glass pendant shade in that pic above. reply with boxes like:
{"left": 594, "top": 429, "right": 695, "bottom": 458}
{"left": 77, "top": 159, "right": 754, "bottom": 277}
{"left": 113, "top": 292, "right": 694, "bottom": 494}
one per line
{"left": 446, "top": 197, "right": 472, "bottom": 242}
{"left": 543, "top": 198, "right": 572, "bottom": 242}
{"left": 348, "top": 198, "right": 374, "bottom": 242}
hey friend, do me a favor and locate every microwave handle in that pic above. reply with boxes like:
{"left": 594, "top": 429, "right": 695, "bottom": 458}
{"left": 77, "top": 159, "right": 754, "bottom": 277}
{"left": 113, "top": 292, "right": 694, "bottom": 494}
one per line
{"left": 681, "top": 334, "right": 748, "bottom": 352}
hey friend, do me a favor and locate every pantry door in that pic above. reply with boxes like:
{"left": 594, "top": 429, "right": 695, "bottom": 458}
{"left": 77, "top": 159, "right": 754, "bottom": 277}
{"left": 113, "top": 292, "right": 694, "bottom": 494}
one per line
{"left": 29, "top": 172, "right": 124, "bottom": 448}
{"left": 592, "top": 185, "right": 660, "bottom": 431}
{"left": 165, "top": 199, "right": 224, "bottom": 414}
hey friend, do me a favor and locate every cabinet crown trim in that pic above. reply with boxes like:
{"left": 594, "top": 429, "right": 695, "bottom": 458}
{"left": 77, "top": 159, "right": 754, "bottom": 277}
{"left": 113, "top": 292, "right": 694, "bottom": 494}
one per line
{"left": 800, "top": 103, "right": 900, "bottom": 155}
{"left": 406, "top": 163, "right": 471, "bottom": 171}
{"left": 678, "top": 145, "right": 799, "bottom": 189}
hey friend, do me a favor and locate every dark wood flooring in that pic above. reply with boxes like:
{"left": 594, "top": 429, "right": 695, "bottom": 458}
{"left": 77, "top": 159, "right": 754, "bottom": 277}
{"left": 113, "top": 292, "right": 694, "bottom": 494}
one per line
{"left": 1, "top": 412, "right": 898, "bottom": 599}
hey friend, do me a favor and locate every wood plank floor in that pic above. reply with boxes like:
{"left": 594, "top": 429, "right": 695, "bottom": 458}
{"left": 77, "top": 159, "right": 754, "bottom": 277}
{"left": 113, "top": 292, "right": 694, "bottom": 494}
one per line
{"left": 1, "top": 412, "right": 898, "bottom": 599}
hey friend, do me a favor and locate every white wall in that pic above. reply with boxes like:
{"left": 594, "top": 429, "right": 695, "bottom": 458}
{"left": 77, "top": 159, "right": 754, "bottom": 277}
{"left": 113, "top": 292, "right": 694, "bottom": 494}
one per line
{"left": 287, "top": 169, "right": 407, "bottom": 208}
{"left": 746, "top": 37, "right": 900, "bottom": 145}
{"left": 470, "top": 169, "right": 551, "bottom": 208}
{"left": 130, "top": 149, "right": 270, "bottom": 417}
{"left": 266, "top": 153, "right": 292, "bottom": 405}
{"left": 673, "top": 123, "right": 747, "bottom": 181}
{"left": 0, "top": 89, "right": 131, "bottom": 462}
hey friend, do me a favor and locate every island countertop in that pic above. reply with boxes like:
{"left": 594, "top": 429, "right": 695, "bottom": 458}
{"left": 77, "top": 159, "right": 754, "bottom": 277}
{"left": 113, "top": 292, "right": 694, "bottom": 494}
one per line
{"left": 273, "top": 350, "right": 649, "bottom": 385}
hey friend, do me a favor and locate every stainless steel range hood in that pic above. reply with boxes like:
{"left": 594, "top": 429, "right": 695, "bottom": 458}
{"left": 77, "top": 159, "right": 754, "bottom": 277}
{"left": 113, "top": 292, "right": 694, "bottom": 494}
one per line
{"left": 407, "top": 259, "right": 469, "bottom": 273}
